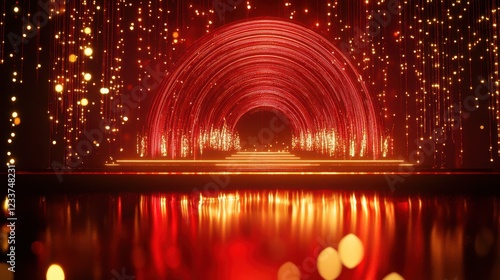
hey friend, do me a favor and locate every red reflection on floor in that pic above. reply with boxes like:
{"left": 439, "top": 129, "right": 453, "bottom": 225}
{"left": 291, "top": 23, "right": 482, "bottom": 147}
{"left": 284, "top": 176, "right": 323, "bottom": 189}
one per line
{"left": 14, "top": 191, "right": 500, "bottom": 280}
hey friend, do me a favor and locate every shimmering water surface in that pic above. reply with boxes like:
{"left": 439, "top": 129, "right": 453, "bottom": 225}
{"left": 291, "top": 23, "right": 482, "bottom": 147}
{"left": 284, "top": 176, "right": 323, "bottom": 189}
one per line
{"left": 8, "top": 190, "right": 500, "bottom": 280}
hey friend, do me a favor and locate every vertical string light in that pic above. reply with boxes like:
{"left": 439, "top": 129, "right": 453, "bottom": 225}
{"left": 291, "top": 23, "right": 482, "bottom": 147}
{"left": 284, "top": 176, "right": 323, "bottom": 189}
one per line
{"left": 48, "top": 0, "right": 126, "bottom": 167}
{"left": 0, "top": 1, "right": 6, "bottom": 64}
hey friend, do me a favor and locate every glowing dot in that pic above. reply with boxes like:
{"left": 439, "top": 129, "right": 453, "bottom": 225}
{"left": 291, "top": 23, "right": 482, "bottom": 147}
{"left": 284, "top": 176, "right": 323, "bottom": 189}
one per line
{"left": 382, "top": 272, "right": 405, "bottom": 280}
{"left": 26, "top": 24, "right": 32, "bottom": 30}
{"left": 123, "top": 116, "right": 129, "bottom": 121}
{"left": 7, "top": 152, "right": 11, "bottom": 156}
{"left": 13, "top": 118, "right": 21, "bottom": 125}
{"left": 11, "top": 96, "right": 16, "bottom": 102}
{"left": 68, "top": 54, "right": 77, "bottom": 62}
{"left": 84, "top": 27, "right": 91, "bottom": 34}
{"left": 317, "top": 247, "right": 342, "bottom": 280}
{"left": 80, "top": 98, "right": 89, "bottom": 106}
{"left": 46, "top": 264, "right": 65, "bottom": 280}
{"left": 105, "top": 125, "right": 110, "bottom": 130}
{"left": 83, "top": 73, "right": 92, "bottom": 81}
{"left": 12, "top": 112, "right": 18, "bottom": 118}
{"left": 173, "top": 39, "right": 178, "bottom": 44}
{"left": 480, "top": 125, "right": 485, "bottom": 130}
{"left": 55, "top": 84, "right": 63, "bottom": 93}
{"left": 13, "top": 6, "right": 19, "bottom": 13}
{"left": 338, "top": 234, "right": 364, "bottom": 269}
{"left": 9, "top": 159, "right": 15, "bottom": 164}
{"left": 247, "top": 5, "right": 251, "bottom": 9}
{"left": 172, "top": 31, "right": 179, "bottom": 39}
{"left": 83, "top": 47, "right": 93, "bottom": 56}
{"left": 7, "top": 139, "right": 12, "bottom": 144}
{"left": 100, "top": 87, "right": 109, "bottom": 94}
{"left": 52, "top": 140, "right": 57, "bottom": 145}
{"left": 10, "top": 133, "right": 15, "bottom": 137}
{"left": 129, "top": 26, "right": 134, "bottom": 31}
{"left": 277, "top": 262, "right": 300, "bottom": 280}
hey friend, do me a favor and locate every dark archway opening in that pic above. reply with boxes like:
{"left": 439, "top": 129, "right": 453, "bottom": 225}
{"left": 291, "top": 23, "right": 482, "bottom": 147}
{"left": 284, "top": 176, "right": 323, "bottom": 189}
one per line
{"left": 236, "top": 109, "right": 292, "bottom": 152}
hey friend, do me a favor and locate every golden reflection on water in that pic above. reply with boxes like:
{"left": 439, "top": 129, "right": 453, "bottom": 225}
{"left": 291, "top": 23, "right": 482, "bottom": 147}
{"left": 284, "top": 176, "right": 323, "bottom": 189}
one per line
{"left": 18, "top": 192, "right": 500, "bottom": 280}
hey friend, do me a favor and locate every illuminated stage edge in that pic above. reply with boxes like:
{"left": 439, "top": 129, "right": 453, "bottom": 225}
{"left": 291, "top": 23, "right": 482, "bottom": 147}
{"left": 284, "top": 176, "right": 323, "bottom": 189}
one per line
{"left": 106, "top": 152, "right": 413, "bottom": 172}
{"left": 18, "top": 152, "right": 499, "bottom": 195}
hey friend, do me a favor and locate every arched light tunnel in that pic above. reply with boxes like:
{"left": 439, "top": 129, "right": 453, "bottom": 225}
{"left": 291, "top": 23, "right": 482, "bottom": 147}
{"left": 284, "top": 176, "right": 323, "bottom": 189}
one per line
{"left": 147, "top": 18, "right": 387, "bottom": 159}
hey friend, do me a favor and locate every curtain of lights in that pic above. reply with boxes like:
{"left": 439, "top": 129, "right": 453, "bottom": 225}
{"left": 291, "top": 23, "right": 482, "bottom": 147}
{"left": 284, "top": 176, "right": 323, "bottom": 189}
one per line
{"left": 398, "top": 0, "right": 500, "bottom": 167}
{"left": 47, "top": 0, "right": 125, "bottom": 167}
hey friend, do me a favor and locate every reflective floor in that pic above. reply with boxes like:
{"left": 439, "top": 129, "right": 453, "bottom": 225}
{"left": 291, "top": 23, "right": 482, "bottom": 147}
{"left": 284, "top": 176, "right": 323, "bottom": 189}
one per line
{"left": 6, "top": 190, "right": 500, "bottom": 280}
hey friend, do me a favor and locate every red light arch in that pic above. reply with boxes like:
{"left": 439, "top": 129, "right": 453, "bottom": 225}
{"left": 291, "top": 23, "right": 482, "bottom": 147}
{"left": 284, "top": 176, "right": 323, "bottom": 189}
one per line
{"left": 147, "top": 18, "right": 386, "bottom": 159}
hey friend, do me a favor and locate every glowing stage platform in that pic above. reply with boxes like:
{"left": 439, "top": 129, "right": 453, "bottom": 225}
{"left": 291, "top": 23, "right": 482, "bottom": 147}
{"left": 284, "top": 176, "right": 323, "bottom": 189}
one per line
{"left": 106, "top": 151, "right": 413, "bottom": 172}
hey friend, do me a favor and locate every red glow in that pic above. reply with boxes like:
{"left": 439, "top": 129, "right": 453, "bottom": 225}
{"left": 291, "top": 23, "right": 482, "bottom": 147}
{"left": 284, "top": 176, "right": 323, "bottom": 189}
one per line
{"left": 147, "top": 19, "right": 385, "bottom": 159}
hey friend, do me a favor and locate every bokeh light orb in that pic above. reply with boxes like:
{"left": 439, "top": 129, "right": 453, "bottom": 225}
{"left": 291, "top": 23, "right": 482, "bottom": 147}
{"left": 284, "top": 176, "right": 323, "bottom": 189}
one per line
{"left": 83, "top": 47, "right": 93, "bottom": 56}
{"left": 172, "top": 31, "right": 179, "bottom": 38}
{"left": 383, "top": 272, "right": 405, "bottom": 280}
{"left": 13, "top": 118, "right": 21, "bottom": 125}
{"left": 317, "top": 247, "right": 342, "bottom": 280}
{"left": 100, "top": 87, "right": 109, "bottom": 94}
{"left": 46, "top": 264, "right": 65, "bottom": 280}
{"left": 55, "top": 84, "right": 63, "bottom": 92}
{"left": 84, "top": 27, "right": 91, "bottom": 34}
{"left": 68, "top": 54, "right": 77, "bottom": 63}
{"left": 277, "top": 262, "right": 300, "bottom": 280}
{"left": 83, "top": 73, "right": 92, "bottom": 81}
{"left": 80, "top": 98, "right": 89, "bottom": 106}
{"left": 338, "top": 233, "right": 364, "bottom": 269}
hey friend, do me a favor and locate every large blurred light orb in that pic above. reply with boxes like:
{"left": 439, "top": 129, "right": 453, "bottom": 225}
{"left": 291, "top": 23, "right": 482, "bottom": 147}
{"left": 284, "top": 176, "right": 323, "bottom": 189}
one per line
{"left": 46, "top": 264, "right": 65, "bottom": 280}
{"left": 317, "top": 247, "right": 342, "bottom": 280}
{"left": 83, "top": 73, "right": 92, "bottom": 81}
{"left": 277, "top": 261, "right": 300, "bottom": 280}
{"left": 100, "top": 87, "right": 109, "bottom": 94}
{"left": 338, "top": 233, "right": 364, "bottom": 269}
{"left": 68, "top": 54, "right": 77, "bottom": 63}
{"left": 55, "top": 84, "right": 63, "bottom": 92}
{"left": 83, "top": 47, "right": 93, "bottom": 56}
{"left": 84, "top": 27, "right": 91, "bottom": 34}
{"left": 383, "top": 272, "right": 405, "bottom": 280}
{"left": 80, "top": 98, "right": 89, "bottom": 106}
